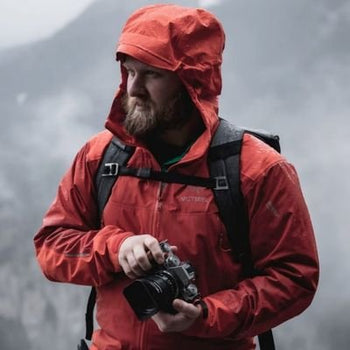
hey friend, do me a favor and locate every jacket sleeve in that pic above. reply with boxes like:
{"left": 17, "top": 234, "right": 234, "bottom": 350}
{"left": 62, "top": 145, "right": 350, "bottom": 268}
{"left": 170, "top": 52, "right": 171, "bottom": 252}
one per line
{"left": 34, "top": 142, "right": 133, "bottom": 286}
{"left": 185, "top": 160, "right": 319, "bottom": 339}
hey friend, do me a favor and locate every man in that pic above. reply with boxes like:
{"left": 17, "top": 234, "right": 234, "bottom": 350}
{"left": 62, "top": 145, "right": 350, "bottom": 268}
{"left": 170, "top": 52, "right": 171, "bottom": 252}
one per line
{"left": 34, "top": 4, "right": 319, "bottom": 350}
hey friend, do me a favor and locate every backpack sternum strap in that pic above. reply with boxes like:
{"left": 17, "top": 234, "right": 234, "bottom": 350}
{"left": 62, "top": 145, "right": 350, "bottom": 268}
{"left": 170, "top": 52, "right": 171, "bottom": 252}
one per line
{"left": 100, "top": 163, "right": 220, "bottom": 188}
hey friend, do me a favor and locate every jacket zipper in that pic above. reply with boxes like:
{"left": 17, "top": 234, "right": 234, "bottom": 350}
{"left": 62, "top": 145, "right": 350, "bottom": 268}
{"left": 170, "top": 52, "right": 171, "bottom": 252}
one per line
{"left": 152, "top": 182, "right": 166, "bottom": 238}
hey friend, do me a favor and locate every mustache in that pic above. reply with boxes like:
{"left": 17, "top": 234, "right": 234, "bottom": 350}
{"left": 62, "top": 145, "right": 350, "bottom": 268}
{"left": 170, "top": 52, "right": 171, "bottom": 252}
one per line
{"left": 123, "top": 96, "right": 152, "bottom": 112}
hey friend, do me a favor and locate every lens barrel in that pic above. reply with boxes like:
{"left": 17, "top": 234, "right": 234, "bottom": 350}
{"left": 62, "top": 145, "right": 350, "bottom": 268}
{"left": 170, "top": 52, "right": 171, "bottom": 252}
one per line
{"left": 123, "top": 270, "right": 179, "bottom": 320}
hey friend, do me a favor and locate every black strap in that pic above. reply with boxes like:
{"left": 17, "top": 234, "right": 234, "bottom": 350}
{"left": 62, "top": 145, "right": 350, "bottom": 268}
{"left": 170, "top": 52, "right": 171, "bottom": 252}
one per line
{"left": 209, "top": 123, "right": 256, "bottom": 276}
{"left": 95, "top": 137, "right": 135, "bottom": 218}
{"left": 85, "top": 287, "right": 96, "bottom": 340}
{"left": 77, "top": 339, "right": 89, "bottom": 350}
{"left": 82, "top": 137, "right": 136, "bottom": 343}
{"left": 209, "top": 120, "right": 277, "bottom": 349}
{"left": 259, "top": 330, "right": 276, "bottom": 350}
{"left": 101, "top": 163, "right": 221, "bottom": 189}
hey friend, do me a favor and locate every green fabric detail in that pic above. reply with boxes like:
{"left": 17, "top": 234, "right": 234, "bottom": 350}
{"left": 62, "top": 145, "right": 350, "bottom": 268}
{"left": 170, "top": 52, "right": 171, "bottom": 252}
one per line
{"left": 161, "top": 145, "right": 191, "bottom": 171}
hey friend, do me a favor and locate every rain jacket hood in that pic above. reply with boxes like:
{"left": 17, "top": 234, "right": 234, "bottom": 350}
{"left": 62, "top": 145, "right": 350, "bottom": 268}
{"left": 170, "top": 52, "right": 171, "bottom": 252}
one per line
{"left": 105, "top": 4, "right": 225, "bottom": 153}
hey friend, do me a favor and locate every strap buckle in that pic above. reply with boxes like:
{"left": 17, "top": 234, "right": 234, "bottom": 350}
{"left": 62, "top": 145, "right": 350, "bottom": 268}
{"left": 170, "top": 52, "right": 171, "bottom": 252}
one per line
{"left": 214, "top": 176, "right": 229, "bottom": 190}
{"left": 102, "top": 162, "right": 119, "bottom": 177}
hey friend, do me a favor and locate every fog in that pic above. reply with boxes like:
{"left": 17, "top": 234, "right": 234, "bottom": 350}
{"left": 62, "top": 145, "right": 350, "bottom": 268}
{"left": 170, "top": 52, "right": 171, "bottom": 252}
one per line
{"left": 0, "top": 0, "right": 349, "bottom": 349}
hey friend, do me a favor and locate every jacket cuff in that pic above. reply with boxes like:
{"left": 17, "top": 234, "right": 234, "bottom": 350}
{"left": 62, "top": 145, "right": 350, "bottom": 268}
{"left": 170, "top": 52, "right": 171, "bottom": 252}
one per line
{"left": 182, "top": 298, "right": 212, "bottom": 337}
{"left": 105, "top": 228, "right": 134, "bottom": 272}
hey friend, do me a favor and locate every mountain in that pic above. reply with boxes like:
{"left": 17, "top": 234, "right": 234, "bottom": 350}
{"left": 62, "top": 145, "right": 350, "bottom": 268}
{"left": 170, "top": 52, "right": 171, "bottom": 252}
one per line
{"left": 0, "top": 0, "right": 349, "bottom": 349}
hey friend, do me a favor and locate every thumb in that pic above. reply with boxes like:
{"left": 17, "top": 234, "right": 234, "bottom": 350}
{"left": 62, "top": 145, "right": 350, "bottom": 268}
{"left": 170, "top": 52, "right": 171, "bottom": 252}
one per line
{"left": 170, "top": 245, "right": 178, "bottom": 253}
{"left": 172, "top": 299, "right": 201, "bottom": 319}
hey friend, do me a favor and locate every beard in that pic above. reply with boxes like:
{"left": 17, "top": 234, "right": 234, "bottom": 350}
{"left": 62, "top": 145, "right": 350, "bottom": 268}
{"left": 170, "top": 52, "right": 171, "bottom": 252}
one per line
{"left": 122, "top": 89, "right": 194, "bottom": 138}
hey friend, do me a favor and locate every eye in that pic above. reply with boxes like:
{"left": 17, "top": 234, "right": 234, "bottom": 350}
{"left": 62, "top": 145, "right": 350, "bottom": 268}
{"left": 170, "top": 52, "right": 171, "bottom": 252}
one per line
{"left": 145, "top": 70, "right": 162, "bottom": 78}
{"left": 126, "top": 68, "right": 135, "bottom": 77}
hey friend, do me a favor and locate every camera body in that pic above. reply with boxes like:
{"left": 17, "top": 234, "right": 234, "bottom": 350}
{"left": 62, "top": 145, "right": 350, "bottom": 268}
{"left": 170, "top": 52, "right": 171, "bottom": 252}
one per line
{"left": 123, "top": 241, "right": 200, "bottom": 320}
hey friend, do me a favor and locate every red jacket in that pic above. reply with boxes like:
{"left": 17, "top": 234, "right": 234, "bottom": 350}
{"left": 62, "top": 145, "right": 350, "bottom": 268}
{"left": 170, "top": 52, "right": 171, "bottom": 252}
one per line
{"left": 34, "top": 4, "right": 319, "bottom": 350}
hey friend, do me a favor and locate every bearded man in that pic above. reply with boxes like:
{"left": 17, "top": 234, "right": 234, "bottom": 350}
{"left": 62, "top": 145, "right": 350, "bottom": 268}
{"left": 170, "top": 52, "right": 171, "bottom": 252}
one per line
{"left": 34, "top": 4, "right": 319, "bottom": 350}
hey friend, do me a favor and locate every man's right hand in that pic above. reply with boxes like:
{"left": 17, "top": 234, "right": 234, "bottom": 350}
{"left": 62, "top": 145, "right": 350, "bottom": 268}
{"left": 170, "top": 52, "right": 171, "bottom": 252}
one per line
{"left": 118, "top": 234, "right": 164, "bottom": 279}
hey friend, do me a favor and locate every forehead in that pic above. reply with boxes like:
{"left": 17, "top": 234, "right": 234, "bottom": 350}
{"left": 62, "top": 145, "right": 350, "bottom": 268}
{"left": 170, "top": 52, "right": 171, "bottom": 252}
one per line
{"left": 122, "top": 56, "right": 168, "bottom": 73}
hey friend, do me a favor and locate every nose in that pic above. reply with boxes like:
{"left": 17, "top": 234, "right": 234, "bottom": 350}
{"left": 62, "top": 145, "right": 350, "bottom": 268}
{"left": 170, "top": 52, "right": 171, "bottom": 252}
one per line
{"left": 127, "top": 74, "right": 146, "bottom": 98}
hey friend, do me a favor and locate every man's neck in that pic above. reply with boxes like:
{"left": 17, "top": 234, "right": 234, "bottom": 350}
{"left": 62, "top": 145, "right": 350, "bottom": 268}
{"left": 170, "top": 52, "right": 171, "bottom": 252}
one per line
{"left": 158, "top": 110, "right": 204, "bottom": 147}
{"left": 144, "top": 111, "right": 205, "bottom": 165}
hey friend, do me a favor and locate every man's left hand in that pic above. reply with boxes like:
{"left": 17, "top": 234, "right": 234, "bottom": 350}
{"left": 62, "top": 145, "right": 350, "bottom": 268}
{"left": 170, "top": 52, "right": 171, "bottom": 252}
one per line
{"left": 151, "top": 298, "right": 202, "bottom": 333}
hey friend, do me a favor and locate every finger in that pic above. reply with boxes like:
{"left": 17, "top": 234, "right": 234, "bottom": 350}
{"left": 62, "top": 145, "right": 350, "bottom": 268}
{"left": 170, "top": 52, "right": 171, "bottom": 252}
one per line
{"left": 126, "top": 254, "right": 145, "bottom": 277}
{"left": 119, "top": 257, "right": 138, "bottom": 279}
{"left": 144, "top": 237, "right": 164, "bottom": 264}
{"left": 151, "top": 310, "right": 169, "bottom": 324}
{"left": 133, "top": 245, "right": 153, "bottom": 271}
{"left": 172, "top": 299, "right": 200, "bottom": 319}
{"left": 152, "top": 310, "right": 180, "bottom": 333}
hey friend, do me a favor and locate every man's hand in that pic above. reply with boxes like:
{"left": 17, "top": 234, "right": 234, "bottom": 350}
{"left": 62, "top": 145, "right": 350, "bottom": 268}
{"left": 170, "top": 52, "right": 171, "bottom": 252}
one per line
{"left": 151, "top": 299, "right": 202, "bottom": 333}
{"left": 118, "top": 234, "right": 164, "bottom": 279}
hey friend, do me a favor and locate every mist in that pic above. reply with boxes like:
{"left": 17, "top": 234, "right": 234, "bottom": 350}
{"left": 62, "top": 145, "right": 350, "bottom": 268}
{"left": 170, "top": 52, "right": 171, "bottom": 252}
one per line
{"left": 0, "top": 0, "right": 349, "bottom": 349}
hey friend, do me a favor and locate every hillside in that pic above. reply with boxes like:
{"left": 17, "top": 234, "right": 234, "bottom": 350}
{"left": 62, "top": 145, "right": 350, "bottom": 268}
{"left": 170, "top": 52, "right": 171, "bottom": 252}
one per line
{"left": 0, "top": 0, "right": 349, "bottom": 349}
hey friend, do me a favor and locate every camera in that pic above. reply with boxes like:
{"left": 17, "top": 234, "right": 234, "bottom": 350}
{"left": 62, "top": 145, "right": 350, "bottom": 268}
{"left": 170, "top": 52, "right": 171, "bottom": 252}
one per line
{"left": 123, "top": 240, "right": 200, "bottom": 320}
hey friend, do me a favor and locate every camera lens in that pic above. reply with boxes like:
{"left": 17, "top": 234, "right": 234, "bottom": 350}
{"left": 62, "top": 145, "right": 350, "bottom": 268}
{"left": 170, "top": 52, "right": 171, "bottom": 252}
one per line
{"left": 123, "top": 270, "right": 179, "bottom": 320}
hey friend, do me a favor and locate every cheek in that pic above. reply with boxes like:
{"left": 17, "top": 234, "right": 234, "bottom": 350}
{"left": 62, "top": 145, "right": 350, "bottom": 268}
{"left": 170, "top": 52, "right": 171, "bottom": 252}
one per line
{"left": 126, "top": 76, "right": 132, "bottom": 95}
{"left": 150, "top": 82, "right": 181, "bottom": 105}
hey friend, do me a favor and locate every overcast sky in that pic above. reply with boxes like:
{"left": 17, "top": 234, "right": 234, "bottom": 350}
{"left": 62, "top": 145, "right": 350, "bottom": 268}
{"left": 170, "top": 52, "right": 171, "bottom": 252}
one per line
{"left": 0, "top": 0, "right": 225, "bottom": 49}
{"left": 0, "top": 0, "right": 95, "bottom": 48}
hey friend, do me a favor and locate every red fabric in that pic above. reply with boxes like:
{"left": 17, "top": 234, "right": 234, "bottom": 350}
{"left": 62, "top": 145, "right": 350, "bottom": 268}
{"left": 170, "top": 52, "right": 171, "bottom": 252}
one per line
{"left": 34, "top": 4, "right": 318, "bottom": 350}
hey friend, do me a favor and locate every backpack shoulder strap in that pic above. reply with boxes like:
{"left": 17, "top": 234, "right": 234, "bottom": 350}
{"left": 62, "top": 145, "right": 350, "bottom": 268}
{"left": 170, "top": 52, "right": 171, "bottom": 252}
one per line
{"left": 209, "top": 119, "right": 280, "bottom": 274}
{"left": 209, "top": 119, "right": 278, "bottom": 350}
{"left": 209, "top": 120, "right": 255, "bottom": 276}
{"left": 95, "top": 136, "right": 135, "bottom": 219}
{"left": 81, "top": 137, "right": 135, "bottom": 345}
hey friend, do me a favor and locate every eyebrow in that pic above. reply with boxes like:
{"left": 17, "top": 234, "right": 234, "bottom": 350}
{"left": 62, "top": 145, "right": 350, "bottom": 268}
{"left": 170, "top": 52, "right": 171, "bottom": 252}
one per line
{"left": 123, "top": 59, "right": 159, "bottom": 69}
{"left": 122, "top": 62, "right": 131, "bottom": 69}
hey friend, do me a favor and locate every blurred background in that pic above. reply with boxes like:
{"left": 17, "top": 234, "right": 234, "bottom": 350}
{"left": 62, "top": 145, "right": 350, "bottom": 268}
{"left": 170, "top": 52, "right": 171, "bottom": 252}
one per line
{"left": 0, "top": 0, "right": 349, "bottom": 349}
